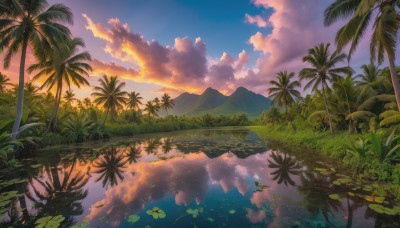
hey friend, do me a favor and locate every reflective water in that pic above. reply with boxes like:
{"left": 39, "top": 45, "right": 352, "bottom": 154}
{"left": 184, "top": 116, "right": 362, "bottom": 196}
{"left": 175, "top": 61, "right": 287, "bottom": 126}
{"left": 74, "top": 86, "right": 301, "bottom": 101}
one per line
{"left": 1, "top": 128, "right": 400, "bottom": 227}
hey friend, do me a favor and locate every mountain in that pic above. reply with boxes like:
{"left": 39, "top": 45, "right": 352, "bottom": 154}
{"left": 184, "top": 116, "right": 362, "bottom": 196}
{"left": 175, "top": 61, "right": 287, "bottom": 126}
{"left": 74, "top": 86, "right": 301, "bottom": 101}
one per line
{"left": 161, "top": 87, "right": 271, "bottom": 119}
{"left": 206, "top": 87, "right": 271, "bottom": 118}
{"left": 186, "top": 87, "right": 228, "bottom": 114}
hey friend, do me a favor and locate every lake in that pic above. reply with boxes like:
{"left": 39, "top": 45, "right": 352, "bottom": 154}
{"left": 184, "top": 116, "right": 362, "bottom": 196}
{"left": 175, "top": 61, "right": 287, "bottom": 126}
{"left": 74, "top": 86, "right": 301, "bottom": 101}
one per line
{"left": 1, "top": 128, "right": 399, "bottom": 227}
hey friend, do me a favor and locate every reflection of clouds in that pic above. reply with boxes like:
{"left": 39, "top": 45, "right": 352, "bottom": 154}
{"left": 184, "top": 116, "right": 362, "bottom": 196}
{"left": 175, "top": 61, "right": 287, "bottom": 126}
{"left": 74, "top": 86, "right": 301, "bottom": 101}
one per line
{"left": 246, "top": 208, "right": 266, "bottom": 223}
{"left": 87, "top": 152, "right": 278, "bottom": 226}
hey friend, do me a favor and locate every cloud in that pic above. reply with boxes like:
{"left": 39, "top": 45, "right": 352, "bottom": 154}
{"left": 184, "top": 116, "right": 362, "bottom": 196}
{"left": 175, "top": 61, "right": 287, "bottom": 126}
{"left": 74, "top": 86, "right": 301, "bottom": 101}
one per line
{"left": 236, "top": 0, "right": 348, "bottom": 95}
{"left": 83, "top": 14, "right": 211, "bottom": 94}
{"left": 91, "top": 59, "right": 139, "bottom": 79}
{"left": 245, "top": 14, "right": 268, "bottom": 28}
{"left": 83, "top": 14, "right": 254, "bottom": 96}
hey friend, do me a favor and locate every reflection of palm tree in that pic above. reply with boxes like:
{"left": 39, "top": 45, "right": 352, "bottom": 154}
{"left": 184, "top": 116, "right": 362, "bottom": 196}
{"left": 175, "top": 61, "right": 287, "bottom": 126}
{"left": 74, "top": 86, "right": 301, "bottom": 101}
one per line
{"left": 125, "top": 145, "right": 142, "bottom": 164}
{"left": 26, "top": 165, "right": 88, "bottom": 225}
{"left": 94, "top": 148, "right": 127, "bottom": 188}
{"left": 267, "top": 152, "right": 302, "bottom": 186}
{"left": 162, "top": 138, "right": 173, "bottom": 154}
{"left": 144, "top": 139, "right": 159, "bottom": 155}
{"left": 297, "top": 171, "right": 343, "bottom": 222}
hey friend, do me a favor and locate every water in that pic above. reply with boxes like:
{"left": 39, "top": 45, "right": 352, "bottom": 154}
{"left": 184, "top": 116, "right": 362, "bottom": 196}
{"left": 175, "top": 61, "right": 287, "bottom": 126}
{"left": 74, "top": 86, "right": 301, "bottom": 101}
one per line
{"left": 1, "top": 128, "right": 399, "bottom": 227}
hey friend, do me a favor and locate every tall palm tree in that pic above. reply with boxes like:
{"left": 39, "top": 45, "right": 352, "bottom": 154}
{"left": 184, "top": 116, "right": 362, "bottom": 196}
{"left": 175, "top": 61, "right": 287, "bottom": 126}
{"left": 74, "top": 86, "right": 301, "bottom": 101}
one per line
{"left": 143, "top": 100, "right": 160, "bottom": 122}
{"left": 92, "top": 75, "right": 128, "bottom": 123}
{"left": 299, "top": 43, "right": 352, "bottom": 134}
{"left": 28, "top": 37, "right": 92, "bottom": 131}
{"left": 0, "top": 73, "right": 12, "bottom": 93}
{"left": 127, "top": 91, "right": 143, "bottom": 110}
{"left": 63, "top": 90, "right": 76, "bottom": 104}
{"left": 267, "top": 71, "right": 301, "bottom": 131}
{"left": 0, "top": 0, "right": 72, "bottom": 139}
{"left": 324, "top": 0, "right": 400, "bottom": 111}
{"left": 161, "top": 93, "right": 174, "bottom": 115}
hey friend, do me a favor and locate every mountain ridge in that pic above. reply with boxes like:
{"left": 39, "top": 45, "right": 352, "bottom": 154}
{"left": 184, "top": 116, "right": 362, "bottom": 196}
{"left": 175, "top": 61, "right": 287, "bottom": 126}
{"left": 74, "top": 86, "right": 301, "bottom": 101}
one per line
{"left": 160, "top": 87, "right": 271, "bottom": 119}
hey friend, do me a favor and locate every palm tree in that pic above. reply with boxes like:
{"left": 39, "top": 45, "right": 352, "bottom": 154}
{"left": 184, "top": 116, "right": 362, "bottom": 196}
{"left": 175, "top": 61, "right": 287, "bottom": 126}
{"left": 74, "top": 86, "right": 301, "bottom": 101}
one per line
{"left": 143, "top": 100, "right": 160, "bottom": 122}
{"left": 83, "top": 98, "right": 91, "bottom": 109}
{"left": 299, "top": 43, "right": 352, "bottom": 134}
{"left": 0, "top": 0, "right": 73, "bottom": 139}
{"left": 127, "top": 91, "right": 143, "bottom": 110}
{"left": 356, "top": 63, "right": 385, "bottom": 98}
{"left": 267, "top": 71, "right": 301, "bottom": 131}
{"left": 161, "top": 93, "right": 174, "bottom": 115}
{"left": 63, "top": 90, "right": 76, "bottom": 106}
{"left": 28, "top": 37, "right": 91, "bottom": 131}
{"left": 153, "top": 97, "right": 161, "bottom": 109}
{"left": 0, "top": 73, "right": 12, "bottom": 93}
{"left": 324, "top": 0, "right": 400, "bottom": 111}
{"left": 92, "top": 75, "right": 128, "bottom": 123}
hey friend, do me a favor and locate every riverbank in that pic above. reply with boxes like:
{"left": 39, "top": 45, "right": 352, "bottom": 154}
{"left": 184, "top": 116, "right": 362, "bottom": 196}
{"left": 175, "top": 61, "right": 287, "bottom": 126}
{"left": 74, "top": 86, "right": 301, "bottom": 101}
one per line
{"left": 248, "top": 125, "right": 400, "bottom": 200}
{"left": 247, "top": 125, "right": 365, "bottom": 159}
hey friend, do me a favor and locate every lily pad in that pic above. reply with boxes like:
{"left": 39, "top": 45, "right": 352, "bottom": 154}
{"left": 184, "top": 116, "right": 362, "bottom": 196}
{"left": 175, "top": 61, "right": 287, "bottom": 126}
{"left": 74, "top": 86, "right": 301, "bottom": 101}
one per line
{"left": 128, "top": 214, "right": 140, "bottom": 223}
{"left": 186, "top": 208, "right": 199, "bottom": 218}
{"left": 207, "top": 217, "right": 215, "bottom": 223}
{"left": 146, "top": 207, "right": 166, "bottom": 219}
{"left": 229, "top": 209, "right": 236, "bottom": 214}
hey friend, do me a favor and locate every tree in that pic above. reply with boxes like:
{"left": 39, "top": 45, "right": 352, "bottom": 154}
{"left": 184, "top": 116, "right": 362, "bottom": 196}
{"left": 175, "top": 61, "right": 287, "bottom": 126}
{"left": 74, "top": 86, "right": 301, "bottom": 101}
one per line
{"left": 0, "top": 73, "right": 12, "bottom": 93}
{"left": 324, "top": 0, "right": 400, "bottom": 111}
{"left": 0, "top": 0, "right": 73, "bottom": 139}
{"left": 29, "top": 37, "right": 91, "bottom": 131}
{"left": 160, "top": 93, "right": 174, "bottom": 115}
{"left": 83, "top": 98, "right": 91, "bottom": 109}
{"left": 267, "top": 71, "right": 301, "bottom": 131}
{"left": 299, "top": 43, "right": 352, "bottom": 134}
{"left": 153, "top": 97, "right": 160, "bottom": 109}
{"left": 143, "top": 100, "right": 160, "bottom": 122}
{"left": 92, "top": 75, "right": 128, "bottom": 124}
{"left": 127, "top": 91, "right": 143, "bottom": 110}
{"left": 63, "top": 90, "right": 76, "bottom": 105}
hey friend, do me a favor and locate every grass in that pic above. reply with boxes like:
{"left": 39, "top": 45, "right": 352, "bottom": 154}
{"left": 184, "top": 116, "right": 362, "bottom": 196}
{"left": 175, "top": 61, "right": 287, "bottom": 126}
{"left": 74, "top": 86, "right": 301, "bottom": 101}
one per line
{"left": 247, "top": 125, "right": 366, "bottom": 159}
{"left": 105, "top": 121, "right": 200, "bottom": 136}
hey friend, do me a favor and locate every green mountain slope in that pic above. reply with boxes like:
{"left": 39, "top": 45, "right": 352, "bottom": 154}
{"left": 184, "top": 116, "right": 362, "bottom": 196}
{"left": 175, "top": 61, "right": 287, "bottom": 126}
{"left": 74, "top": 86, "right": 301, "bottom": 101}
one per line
{"left": 160, "top": 87, "right": 271, "bottom": 118}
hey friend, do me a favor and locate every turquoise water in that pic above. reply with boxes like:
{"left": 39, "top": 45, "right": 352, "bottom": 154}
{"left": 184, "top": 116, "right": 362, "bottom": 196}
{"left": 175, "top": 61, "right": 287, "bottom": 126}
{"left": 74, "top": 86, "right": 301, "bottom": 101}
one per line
{"left": 1, "top": 128, "right": 399, "bottom": 227}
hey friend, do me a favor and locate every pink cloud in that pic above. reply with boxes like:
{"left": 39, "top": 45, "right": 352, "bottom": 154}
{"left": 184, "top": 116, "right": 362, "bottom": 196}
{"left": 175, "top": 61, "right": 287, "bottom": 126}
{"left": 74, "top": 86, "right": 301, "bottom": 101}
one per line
{"left": 82, "top": 14, "right": 256, "bottom": 96}
{"left": 245, "top": 14, "right": 268, "bottom": 28}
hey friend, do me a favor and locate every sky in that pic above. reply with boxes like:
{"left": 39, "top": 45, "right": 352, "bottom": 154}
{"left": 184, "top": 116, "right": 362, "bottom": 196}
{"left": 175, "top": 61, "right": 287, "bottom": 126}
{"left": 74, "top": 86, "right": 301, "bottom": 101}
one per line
{"left": 1, "top": 0, "right": 399, "bottom": 101}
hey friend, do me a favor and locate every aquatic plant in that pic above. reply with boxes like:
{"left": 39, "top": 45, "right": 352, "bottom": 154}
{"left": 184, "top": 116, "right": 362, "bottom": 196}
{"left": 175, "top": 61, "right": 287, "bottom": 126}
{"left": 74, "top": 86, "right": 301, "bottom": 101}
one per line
{"left": 146, "top": 207, "right": 166, "bottom": 219}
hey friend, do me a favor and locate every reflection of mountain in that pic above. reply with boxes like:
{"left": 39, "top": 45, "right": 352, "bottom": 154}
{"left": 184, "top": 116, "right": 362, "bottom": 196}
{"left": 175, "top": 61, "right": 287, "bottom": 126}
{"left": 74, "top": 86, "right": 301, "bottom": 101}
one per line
{"left": 159, "top": 87, "right": 271, "bottom": 119}
{"left": 172, "top": 130, "right": 269, "bottom": 158}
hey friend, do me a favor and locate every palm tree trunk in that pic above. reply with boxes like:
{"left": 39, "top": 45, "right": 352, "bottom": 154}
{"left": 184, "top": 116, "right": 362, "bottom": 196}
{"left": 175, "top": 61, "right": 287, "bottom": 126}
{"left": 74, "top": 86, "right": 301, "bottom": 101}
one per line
{"left": 11, "top": 36, "right": 29, "bottom": 141}
{"left": 285, "top": 104, "right": 296, "bottom": 131}
{"left": 102, "top": 107, "right": 110, "bottom": 125}
{"left": 321, "top": 83, "right": 334, "bottom": 134}
{"left": 348, "top": 119, "right": 354, "bottom": 135}
{"left": 47, "top": 79, "right": 62, "bottom": 131}
{"left": 387, "top": 55, "right": 400, "bottom": 111}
